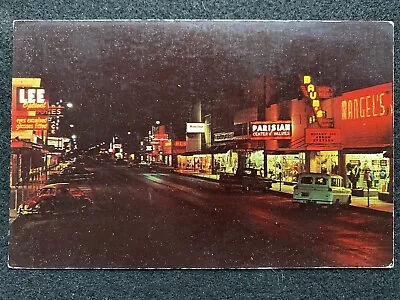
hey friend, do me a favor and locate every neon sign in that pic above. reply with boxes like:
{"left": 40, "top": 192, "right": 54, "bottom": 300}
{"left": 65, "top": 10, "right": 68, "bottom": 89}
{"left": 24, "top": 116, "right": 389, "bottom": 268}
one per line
{"left": 17, "top": 88, "right": 48, "bottom": 111}
{"left": 250, "top": 121, "right": 292, "bottom": 140}
{"left": 303, "top": 75, "right": 327, "bottom": 122}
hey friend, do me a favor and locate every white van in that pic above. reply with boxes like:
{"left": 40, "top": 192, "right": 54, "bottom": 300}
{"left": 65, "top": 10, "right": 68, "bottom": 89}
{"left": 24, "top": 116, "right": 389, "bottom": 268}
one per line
{"left": 293, "top": 173, "right": 352, "bottom": 207}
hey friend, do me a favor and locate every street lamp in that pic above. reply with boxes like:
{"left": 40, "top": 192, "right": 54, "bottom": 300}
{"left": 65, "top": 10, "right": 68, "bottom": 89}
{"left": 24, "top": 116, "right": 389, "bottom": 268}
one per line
{"left": 155, "top": 120, "right": 161, "bottom": 125}
{"left": 71, "top": 134, "right": 77, "bottom": 140}
{"left": 128, "top": 131, "right": 131, "bottom": 135}
{"left": 69, "top": 124, "right": 74, "bottom": 128}
{"left": 66, "top": 102, "right": 73, "bottom": 108}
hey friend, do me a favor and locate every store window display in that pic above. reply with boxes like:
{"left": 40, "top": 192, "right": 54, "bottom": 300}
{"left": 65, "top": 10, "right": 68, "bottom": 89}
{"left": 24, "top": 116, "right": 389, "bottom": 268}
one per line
{"left": 267, "top": 153, "right": 305, "bottom": 183}
{"left": 310, "top": 151, "right": 339, "bottom": 175}
{"left": 214, "top": 151, "right": 238, "bottom": 174}
{"left": 245, "top": 150, "right": 264, "bottom": 176}
{"left": 345, "top": 153, "right": 389, "bottom": 192}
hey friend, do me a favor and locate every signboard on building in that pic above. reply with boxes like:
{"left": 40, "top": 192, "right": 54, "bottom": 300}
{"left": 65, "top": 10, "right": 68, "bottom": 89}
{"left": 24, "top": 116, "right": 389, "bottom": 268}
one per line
{"left": 250, "top": 121, "right": 292, "bottom": 140}
{"left": 334, "top": 82, "right": 393, "bottom": 148}
{"left": 16, "top": 87, "right": 48, "bottom": 112}
{"left": 186, "top": 123, "right": 205, "bottom": 133}
{"left": 173, "top": 141, "right": 186, "bottom": 147}
{"left": 305, "top": 128, "right": 342, "bottom": 145}
{"left": 301, "top": 85, "right": 335, "bottom": 99}
{"left": 12, "top": 116, "right": 48, "bottom": 131}
{"left": 214, "top": 132, "right": 234, "bottom": 142}
{"left": 153, "top": 133, "right": 169, "bottom": 140}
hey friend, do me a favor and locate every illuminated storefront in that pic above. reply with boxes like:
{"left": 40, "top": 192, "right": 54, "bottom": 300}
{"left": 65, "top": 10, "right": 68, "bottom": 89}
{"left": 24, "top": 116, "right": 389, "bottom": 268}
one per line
{"left": 333, "top": 82, "right": 393, "bottom": 200}
{"left": 177, "top": 153, "right": 212, "bottom": 173}
{"left": 267, "top": 153, "right": 305, "bottom": 182}
{"left": 344, "top": 153, "right": 390, "bottom": 193}
{"left": 214, "top": 150, "right": 238, "bottom": 174}
{"left": 309, "top": 151, "right": 338, "bottom": 174}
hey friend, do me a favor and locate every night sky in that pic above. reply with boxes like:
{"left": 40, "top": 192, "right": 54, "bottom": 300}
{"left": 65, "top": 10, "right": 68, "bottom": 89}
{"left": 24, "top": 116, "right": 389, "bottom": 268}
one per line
{"left": 12, "top": 21, "right": 393, "bottom": 149}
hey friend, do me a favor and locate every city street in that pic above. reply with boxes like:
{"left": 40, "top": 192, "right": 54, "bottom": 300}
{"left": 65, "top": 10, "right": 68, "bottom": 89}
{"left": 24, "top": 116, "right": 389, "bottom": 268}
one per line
{"left": 9, "top": 162, "right": 393, "bottom": 268}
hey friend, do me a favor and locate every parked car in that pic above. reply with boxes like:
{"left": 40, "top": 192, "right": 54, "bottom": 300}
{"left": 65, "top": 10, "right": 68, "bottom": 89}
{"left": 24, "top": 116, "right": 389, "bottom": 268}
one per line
{"left": 293, "top": 173, "right": 352, "bottom": 207}
{"left": 138, "top": 161, "right": 151, "bottom": 168}
{"left": 115, "top": 158, "right": 128, "bottom": 166}
{"left": 137, "top": 161, "right": 157, "bottom": 172}
{"left": 17, "top": 183, "right": 93, "bottom": 215}
{"left": 219, "top": 168, "right": 274, "bottom": 192}
{"left": 47, "top": 165, "right": 95, "bottom": 183}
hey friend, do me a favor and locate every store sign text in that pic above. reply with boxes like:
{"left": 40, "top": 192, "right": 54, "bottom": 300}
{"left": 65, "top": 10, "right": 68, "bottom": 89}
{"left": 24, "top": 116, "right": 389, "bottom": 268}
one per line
{"left": 341, "top": 93, "right": 389, "bottom": 120}
{"left": 250, "top": 121, "right": 292, "bottom": 140}
{"left": 305, "top": 128, "right": 341, "bottom": 144}
{"left": 173, "top": 141, "right": 186, "bottom": 147}
{"left": 12, "top": 116, "right": 48, "bottom": 131}
{"left": 17, "top": 88, "right": 48, "bottom": 111}
{"left": 186, "top": 123, "right": 205, "bottom": 133}
{"left": 214, "top": 132, "right": 234, "bottom": 142}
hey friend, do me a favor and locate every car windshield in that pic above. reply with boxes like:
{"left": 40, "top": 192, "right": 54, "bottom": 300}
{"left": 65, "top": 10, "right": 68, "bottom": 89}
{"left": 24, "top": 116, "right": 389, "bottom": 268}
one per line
{"left": 39, "top": 188, "right": 56, "bottom": 195}
{"left": 315, "top": 177, "right": 327, "bottom": 185}
{"left": 62, "top": 167, "right": 86, "bottom": 174}
{"left": 300, "top": 176, "right": 313, "bottom": 184}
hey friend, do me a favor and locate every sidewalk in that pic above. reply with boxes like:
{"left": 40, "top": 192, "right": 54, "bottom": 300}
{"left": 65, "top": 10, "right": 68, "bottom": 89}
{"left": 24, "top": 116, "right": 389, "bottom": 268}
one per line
{"left": 172, "top": 170, "right": 394, "bottom": 215}
{"left": 9, "top": 182, "right": 45, "bottom": 223}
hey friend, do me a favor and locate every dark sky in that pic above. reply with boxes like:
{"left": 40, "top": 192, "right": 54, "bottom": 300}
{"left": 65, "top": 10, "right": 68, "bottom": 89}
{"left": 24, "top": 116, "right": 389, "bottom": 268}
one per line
{"left": 12, "top": 21, "right": 393, "bottom": 149}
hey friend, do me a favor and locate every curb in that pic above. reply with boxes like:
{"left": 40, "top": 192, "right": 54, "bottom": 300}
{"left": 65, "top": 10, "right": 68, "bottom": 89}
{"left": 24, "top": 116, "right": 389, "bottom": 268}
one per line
{"left": 173, "top": 171, "right": 393, "bottom": 216}
{"left": 172, "top": 170, "right": 219, "bottom": 183}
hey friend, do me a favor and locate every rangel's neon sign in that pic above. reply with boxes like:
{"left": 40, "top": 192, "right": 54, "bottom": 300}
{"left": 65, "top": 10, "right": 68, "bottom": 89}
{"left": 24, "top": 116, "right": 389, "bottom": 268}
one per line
{"left": 341, "top": 93, "right": 388, "bottom": 120}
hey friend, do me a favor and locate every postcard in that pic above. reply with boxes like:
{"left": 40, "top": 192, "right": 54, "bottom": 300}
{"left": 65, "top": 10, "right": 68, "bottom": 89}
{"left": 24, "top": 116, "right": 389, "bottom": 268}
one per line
{"left": 9, "top": 20, "right": 394, "bottom": 268}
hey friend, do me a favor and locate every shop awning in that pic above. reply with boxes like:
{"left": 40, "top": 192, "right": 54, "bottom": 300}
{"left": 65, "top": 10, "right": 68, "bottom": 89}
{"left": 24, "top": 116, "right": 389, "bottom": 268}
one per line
{"left": 178, "top": 143, "right": 237, "bottom": 156}
{"left": 209, "top": 142, "right": 237, "bottom": 154}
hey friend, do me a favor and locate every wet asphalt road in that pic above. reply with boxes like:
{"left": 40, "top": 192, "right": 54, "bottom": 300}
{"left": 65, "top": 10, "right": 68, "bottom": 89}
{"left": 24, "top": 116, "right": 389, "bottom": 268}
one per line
{"left": 9, "top": 163, "right": 393, "bottom": 268}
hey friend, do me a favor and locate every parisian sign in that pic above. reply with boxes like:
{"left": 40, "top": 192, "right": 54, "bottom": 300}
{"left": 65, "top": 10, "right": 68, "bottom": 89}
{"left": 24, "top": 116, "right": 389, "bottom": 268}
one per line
{"left": 250, "top": 121, "right": 292, "bottom": 140}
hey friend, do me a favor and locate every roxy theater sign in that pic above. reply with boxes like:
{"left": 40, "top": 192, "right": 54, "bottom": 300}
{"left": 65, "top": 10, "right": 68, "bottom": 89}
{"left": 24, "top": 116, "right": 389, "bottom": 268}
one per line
{"left": 250, "top": 121, "right": 292, "bottom": 140}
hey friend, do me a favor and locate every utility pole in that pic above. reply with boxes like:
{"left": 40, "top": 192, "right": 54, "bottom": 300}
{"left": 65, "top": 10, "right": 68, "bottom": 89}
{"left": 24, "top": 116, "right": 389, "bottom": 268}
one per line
{"left": 262, "top": 74, "right": 268, "bottom": 177}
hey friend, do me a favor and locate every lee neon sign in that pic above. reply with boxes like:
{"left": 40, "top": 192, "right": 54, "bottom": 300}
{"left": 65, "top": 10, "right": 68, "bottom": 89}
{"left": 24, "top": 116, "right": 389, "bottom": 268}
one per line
{"left": 16, "top": 87, "right": 48, "bottom": 111}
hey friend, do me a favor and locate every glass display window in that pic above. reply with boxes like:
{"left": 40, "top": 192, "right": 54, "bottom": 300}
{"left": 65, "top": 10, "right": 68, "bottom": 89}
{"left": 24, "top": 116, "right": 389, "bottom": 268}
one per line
{"left": 245, "top": 150, "right": 264, "bottom": 171}
{"left": 267, "top": 153, "right": 305, "bottom": 183}
{"left": 310, "top": 151, "right": 339, "bottom": 175}
{"left": 345, "top": 153, "right": 390, "bottom": 192}
{"left": 214, "top": 151, "right": 238, "bottom": 174}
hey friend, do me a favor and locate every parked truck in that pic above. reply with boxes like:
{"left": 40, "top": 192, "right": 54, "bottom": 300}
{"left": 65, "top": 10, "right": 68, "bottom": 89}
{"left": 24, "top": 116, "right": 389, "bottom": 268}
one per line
{"left": 219, "top": 168, "right": 274, "bottom": 192}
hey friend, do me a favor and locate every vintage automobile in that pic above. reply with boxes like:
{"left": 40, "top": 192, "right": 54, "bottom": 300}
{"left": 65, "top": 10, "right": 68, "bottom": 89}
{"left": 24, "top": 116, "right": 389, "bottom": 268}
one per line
{"left": 115, "top": 158, "right": 128, "bottom": 166}
{"left": 47, "top": 165, "right": 95, "bottom": 184}
{"left": 293, "top": 173, "right": 352, "bottom": 207}
{"left": 219, "top": 168, "right": 274, "bottom": 192}
{"left": 17, "top": 183, "right": 93, "bottom": 215}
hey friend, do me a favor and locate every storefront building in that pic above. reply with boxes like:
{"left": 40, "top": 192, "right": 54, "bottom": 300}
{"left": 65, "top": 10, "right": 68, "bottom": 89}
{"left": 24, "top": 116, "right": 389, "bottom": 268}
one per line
{"left": 10, "top": 78, "right": 48, "bottom": 186}
{"left": 333, "top": 82, "right": 393, "bottom": 199}
{"left": 229, "top": 78, "right": 393, "bottom": 200}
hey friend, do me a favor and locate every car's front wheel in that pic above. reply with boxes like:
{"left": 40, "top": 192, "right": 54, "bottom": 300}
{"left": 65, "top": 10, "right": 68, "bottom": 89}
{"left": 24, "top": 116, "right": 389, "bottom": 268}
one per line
{"left": 37, "top": 202, "right": 55, "bottom": 214}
